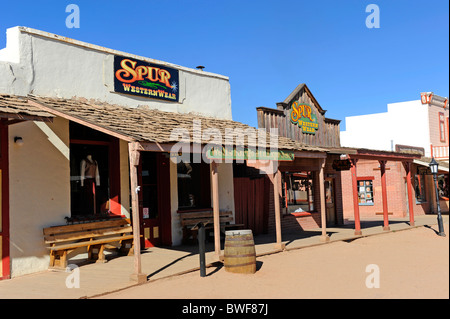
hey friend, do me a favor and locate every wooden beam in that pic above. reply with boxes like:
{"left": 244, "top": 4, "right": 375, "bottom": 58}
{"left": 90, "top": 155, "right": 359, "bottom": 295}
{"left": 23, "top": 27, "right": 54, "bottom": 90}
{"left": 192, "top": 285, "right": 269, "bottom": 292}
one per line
{"left": 272, "top": 169, "right": 284, "bottom": 250}
{"left": 0, "top": 112, "right": 54, "bottom": 123}
{"left": 350, "top": 159, "right": 362, "bottom": 235}
{"left": 5, "top": 119, "right": 26, "bottom": 126}
{"left": 128, "top": 142, "right": 146, "bottom": 283}
{"left": 138, "top": 142, "right": 192, "bottom": 153}
{"left": 28, "top": 100, "right": 135, "bottom": 142}
{"left": 403, "top": 162, "right": 415, "bottom": 226}
{"left": 319, "top": 158, "right": 329, "bottom": 242}
{"left": 293, "top": 150, "right": 327, "bottom": 158}
{"left": 379, "top": 160, "right": 390, "bottom": 231}
{"left": 211, "top": 161, "right": 221, "bottom": 259}
{"left": 349, "top": 153, "right": 419, "bottom": 162}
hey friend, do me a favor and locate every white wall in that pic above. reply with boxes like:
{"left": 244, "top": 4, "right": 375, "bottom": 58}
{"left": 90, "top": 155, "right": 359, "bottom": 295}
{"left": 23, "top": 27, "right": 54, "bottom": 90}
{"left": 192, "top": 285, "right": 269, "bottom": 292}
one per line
{"left": 0, "top": 26, "right": 232, "bottom": 120}
{"left": 341, "top": 100, "right": 431, "bottom": 155}
{"left": 9, "top": 118, "right": 70, "bottom": 277}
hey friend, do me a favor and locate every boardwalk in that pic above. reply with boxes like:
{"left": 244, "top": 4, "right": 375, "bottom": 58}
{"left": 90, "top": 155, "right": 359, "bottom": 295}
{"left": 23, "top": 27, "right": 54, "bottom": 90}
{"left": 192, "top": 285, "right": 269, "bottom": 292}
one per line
{"left": 0, "top": 215, "right": 447, "bottom": 299}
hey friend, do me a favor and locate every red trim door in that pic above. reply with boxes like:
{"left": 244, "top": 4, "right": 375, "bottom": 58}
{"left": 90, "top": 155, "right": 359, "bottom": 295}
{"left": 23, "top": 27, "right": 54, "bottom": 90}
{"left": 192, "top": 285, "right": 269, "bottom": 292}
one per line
{"left": 0, "top": 120, "right": 10, "bottom": 280}
{"left": 138, "top": 152, "right": 171, "bottom": 248}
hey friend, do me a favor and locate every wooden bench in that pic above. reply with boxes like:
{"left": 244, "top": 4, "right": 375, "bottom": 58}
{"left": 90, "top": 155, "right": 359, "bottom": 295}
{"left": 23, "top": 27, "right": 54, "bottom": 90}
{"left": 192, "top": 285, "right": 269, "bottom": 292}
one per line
{"left": 43, "top": 218, "right": 135, "bottom": 270}
{"left": 179, "top": 210, "right": 244, "bottom": 244}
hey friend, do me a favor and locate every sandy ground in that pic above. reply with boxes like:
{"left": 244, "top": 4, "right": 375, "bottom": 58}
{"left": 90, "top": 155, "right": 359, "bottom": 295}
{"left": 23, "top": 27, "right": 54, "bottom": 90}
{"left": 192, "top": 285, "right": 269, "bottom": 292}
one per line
{"left": 97, "top": 223, "right": 449, "bottom": 299}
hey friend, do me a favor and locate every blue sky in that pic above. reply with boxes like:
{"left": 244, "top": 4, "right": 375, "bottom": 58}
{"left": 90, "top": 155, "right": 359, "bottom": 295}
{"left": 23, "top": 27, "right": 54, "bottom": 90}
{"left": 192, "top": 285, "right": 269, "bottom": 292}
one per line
{"left": 0, "top": 0, "right": 448, "bottom": 130}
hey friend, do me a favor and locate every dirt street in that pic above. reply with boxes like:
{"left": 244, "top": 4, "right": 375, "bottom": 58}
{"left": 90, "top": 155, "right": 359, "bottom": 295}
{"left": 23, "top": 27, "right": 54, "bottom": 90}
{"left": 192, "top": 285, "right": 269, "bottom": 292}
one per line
{"left": 97, "top": 223, "right": 449, "bottom": 299}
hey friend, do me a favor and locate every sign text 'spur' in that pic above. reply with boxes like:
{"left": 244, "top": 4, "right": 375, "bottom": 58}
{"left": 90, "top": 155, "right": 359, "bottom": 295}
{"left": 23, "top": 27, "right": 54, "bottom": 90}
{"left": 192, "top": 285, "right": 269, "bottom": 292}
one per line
{"left": 114, "top": 56, "right": 179, "bottom": 102}
{"left": 290, "top": 101, "right": 319, "bottom": 134}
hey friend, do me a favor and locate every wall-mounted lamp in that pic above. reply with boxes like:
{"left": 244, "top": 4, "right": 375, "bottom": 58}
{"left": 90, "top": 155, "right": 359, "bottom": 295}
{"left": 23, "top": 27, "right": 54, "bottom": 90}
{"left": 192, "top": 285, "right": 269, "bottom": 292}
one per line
{"left": 14, "top": 136, "right": 24, "bottom": 146}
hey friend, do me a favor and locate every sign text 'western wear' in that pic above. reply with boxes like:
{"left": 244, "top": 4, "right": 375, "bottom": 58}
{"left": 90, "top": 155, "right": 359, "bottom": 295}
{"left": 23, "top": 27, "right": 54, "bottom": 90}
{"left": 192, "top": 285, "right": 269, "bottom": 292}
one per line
{"left": 114, "top": 56, "right": 179, "bottom": 102}
{"left": 290, "top": 101, "right": 319, "bottom": 134}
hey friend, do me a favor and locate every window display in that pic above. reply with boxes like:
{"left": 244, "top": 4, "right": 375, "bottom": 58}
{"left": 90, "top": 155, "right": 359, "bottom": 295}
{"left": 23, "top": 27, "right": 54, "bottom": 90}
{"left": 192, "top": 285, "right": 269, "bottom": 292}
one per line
{"left": 414, "top": 173, "right": 427, "bottom": 203}
{"left": 177, "top": 155, "right": 211, "bottom": 210}
{"left": 358, "top": 180, "right": 374, "bottom": 205}
{"left": 282, "top": 171, "right": 314, "bottom": 214}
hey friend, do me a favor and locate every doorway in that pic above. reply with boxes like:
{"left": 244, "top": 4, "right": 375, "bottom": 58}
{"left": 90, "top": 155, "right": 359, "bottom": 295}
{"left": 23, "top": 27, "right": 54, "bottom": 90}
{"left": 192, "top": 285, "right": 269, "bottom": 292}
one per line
{"left": 138, "top": 152, "right": 171, "bottom": 248}
{"left": 69, "top": 122, "right": 121, "bottom": 219}
{"left": 325, "top": 177, "right": 336, "bottom": 225}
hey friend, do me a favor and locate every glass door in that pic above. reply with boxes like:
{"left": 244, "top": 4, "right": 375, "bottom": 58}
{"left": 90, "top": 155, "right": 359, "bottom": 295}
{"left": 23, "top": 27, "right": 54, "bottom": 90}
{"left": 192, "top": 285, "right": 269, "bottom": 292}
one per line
{"left": 138, "top": 152, "right": 161, "bottom": 248}
{"left": 325, "top": 178, "right": 336, "bottom": 225}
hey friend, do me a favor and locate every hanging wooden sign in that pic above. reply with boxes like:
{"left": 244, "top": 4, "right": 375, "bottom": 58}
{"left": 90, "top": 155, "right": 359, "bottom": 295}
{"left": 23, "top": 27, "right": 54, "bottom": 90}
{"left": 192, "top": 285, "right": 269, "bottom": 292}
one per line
{"left": 332, "top": 159, "right": 351, "bottom": 171}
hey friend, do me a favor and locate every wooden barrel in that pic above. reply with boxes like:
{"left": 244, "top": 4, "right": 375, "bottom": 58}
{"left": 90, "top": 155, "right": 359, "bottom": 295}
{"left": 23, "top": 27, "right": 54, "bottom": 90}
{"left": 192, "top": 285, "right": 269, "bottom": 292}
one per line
{"left": 224, "top": 230, "right": 256, "bottom": 274}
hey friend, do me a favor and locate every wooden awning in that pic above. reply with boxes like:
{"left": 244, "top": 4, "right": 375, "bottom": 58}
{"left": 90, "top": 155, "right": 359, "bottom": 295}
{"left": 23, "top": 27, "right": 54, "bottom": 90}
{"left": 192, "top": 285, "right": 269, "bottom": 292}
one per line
{"left": 22, "top": 94, "right": 327, "bottom": 155}
{"left": 0, "top": 94, "right": 55, "bottom": 124}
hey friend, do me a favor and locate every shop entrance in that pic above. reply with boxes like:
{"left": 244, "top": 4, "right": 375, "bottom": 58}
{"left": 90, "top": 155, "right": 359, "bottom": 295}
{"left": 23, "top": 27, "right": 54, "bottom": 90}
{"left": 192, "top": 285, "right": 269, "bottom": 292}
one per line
{"left": 69, "top": 122, "right": 121, "bottom": 219}
{"left": 0, "top": 121, "right": 9, "bottom": 279}
{"left": 138, "top": 152, "right": 171, "bottom": 248}
{"left": 282, "top": 172, "right": 315, "bottom": 214}
{"left": 325, "top": 177, "right": 336, "bottom": 225}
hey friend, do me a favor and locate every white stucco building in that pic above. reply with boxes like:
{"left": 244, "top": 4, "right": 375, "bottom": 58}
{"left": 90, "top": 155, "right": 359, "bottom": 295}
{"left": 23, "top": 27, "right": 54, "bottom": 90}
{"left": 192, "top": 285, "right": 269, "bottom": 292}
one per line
{"left": 0, "top": 26, "right": 240, "bottom": 279}
{"left": 341, "top": 96, "right": 449, "bottom": 160}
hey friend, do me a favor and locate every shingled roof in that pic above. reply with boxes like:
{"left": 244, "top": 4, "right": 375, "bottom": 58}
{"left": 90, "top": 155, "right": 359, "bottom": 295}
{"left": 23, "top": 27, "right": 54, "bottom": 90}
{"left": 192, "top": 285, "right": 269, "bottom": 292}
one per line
{"left": 17, "top": 95, "right": 326, "bottom": 153}
{"left": 0, "top": 94, "right": 55, "bottom": 121}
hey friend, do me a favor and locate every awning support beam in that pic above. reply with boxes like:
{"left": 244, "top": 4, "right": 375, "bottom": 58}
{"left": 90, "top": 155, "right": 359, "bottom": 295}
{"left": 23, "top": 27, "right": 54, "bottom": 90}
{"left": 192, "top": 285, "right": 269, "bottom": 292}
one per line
{"left": 319, "top": 158, "right": 329, "bottom": 242}
{"left": 379, "top": 160, "right": 390, "bottom": 231}
{"left": 211, "top": 161, "right": 221, "bottom": 260}
{"left": 403, "top": 162, "right": 415, "bottom": 227}
{"left": 272, "top": 168, "right": 285, "bottom": 250}
{"left": 350, "top": 159, "right": 362, "bottom": 236}
{"left": 128, "top": 142, "right": 146, "bottom": 283}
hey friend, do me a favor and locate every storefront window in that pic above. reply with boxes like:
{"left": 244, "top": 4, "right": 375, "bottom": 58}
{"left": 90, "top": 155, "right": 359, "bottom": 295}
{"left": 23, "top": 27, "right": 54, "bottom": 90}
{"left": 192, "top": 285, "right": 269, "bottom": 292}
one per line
{"left": 69, "top": 122, "right": 118, "bottom": 219}
{"left": 414, "top": 173, "right": 427, "bottom": 203}
{"left": 177, "top": 156, "right": 211, "bottom": 210}
{"left": 70, "top": 143, "right": 110, "bottom": 217}
{"left": 438, "top": 174, "right": 449, "bottom": 200}
{"left": 282, "top": 172, "right": 314, "bottom": 214}
{"left": 358, "top": 179, "right": 374, "bottom": 206}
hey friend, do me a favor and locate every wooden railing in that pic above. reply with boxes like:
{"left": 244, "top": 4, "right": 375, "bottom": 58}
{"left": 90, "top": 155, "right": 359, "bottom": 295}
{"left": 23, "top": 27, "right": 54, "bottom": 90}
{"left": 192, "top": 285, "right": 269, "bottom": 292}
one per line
{"left": 430, "top": 144, "right": 449, "bottom": 160}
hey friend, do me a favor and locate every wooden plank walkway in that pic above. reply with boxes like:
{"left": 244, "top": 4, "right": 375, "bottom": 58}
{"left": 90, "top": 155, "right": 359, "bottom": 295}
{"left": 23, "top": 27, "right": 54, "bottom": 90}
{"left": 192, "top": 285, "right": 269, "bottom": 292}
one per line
{"left": 0, "top": 215, "right": 447, "bottom": 299}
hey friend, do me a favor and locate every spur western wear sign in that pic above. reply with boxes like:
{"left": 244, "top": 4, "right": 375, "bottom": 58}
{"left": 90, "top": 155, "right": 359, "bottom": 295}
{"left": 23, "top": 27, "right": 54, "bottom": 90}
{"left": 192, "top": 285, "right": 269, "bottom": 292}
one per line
{"left": 290, "top": 101, "right": 319, "bottom": 134}
{"left": 114, "top": 56, "right": 179, "bottom": 102}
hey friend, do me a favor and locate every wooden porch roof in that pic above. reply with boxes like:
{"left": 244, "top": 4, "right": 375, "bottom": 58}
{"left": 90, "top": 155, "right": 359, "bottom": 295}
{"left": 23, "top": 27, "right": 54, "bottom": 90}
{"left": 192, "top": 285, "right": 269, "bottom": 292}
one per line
{"left": 0, "top": 94, "right": 55, "bottom": 122}
{"left": 10, "top": 94, "right": 325, "bottom": 153}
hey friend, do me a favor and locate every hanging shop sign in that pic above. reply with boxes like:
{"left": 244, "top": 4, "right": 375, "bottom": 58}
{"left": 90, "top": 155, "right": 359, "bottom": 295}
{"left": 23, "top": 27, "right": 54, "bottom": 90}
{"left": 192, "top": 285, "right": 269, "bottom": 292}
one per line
{"left": 114, "top": 56, "right": 179, "bottom": 102}
{"left": 290, "top": 101, "right": 319, "bottom": 134}
{"left": 206, "top": 147, "right": 295, "bottom": 161}
{"left": 332, "top": 159, "right": 351, "bottom": 171}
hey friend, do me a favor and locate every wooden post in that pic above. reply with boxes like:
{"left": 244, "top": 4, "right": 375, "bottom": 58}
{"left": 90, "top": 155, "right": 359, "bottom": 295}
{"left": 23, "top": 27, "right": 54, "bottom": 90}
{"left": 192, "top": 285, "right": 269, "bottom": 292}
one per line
{"left": 128, "top": 142, "right": 146, "bottom": 283}
{"left": 272, "top": 169, "right": 285, "bottom": 250}
{"left": 403, "top": 162, "right": 415, "bottom": 226}
{"left": 211, "top": 161, "right": 221, "bottom": 260}
{"left": 379, "top": 160, "right": 390, "bottom": 231}
{"left": 350, "top": 159, "right": 362, "bottom": 235}
{"left": 319, "top": 158, "right": 329, "bottom": 242}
